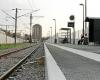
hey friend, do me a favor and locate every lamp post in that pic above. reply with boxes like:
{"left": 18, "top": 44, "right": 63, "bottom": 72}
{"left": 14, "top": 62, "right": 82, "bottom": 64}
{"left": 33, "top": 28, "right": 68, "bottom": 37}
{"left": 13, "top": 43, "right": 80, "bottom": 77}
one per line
{"left": 53, "top": 19, "right": 57, "bottom": 43}
{"left": 85, "top": 0, "right": 87, "bottom": 33}
{"left": 80, "top": 3, "right": 85, "bottom": 36}
{"left": 50, "top": 27, "right": 52, "bottom": 43}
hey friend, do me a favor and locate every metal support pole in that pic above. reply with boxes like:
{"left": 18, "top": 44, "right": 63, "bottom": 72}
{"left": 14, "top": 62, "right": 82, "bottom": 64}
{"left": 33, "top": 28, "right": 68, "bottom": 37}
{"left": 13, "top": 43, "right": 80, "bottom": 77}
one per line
{"left": 80, "top": 4, "right": 85, "bottom": 36}
{"left": 73, "top": 27, "right": 75, "bottom": 44}
{"left": 85, "top": 0, "right": 87, "bottom": 33}
{"left": 15, "top": 8, "right": 17, "bottom": 44}
{"left": 29, "top": 14, "right": 32, "bottom": 43}
{"left": 53, "top": 19, "right": 57, "bottom": 43}
{"left": 12, "top": 8, "right": 21, "bottom": 44}
{"left": 83, "top": 5, "right": 85, "bottom": 36}
{"left": 6, "top": 25, "right": 7, "bottom": 44}
{"left": 70, "top": 29, "right": 71, "bottom": 44}
{"left": 50, "top": 27, "right": 52, "bottom": 43}
{"left": 55, "top": 20, "right": 57, "bottom": 43}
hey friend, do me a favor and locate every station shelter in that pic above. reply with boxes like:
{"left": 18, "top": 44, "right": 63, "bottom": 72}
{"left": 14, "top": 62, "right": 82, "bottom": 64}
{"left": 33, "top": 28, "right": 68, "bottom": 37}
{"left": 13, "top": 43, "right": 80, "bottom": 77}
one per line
{"left": 59, "top": 28, "right": 71, "bottom": 44}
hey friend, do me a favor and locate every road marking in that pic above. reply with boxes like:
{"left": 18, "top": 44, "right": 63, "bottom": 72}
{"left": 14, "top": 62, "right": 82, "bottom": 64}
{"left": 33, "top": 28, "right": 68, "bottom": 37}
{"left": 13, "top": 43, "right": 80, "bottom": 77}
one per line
{"left": 44, "top": 44, "right": 66, "bottom": 80}
{"left": 47, "top": 43, "right": 100, "bottom": 62}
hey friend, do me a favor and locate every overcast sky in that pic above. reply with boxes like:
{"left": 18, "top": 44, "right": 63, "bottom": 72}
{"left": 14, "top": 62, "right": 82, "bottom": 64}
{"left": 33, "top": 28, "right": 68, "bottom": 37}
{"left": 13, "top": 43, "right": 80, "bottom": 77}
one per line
{"left": 0, "top": 0, "right": 100, "bottom": 37}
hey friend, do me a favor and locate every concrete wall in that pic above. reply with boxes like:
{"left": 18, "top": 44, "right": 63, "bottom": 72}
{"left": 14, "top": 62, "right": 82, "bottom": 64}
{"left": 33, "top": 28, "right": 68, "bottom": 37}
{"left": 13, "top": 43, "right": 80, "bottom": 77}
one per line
{"left": 0, "top": 30, "right": 24, "bottom": 44}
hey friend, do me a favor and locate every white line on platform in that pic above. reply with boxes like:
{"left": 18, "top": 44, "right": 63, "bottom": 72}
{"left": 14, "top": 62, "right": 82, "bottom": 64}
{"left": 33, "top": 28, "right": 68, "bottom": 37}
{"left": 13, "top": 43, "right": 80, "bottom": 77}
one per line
{"left": 47, "top": 43, "right": 100, "bottom": 62}
{"left": 44, "top": 44, "right": 66, "bottom": 80}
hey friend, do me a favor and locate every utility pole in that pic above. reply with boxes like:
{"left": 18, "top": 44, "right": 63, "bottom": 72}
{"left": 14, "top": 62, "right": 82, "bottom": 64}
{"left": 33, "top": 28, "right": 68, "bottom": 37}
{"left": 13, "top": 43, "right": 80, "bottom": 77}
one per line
{"left": 15, "top": 8, "right": 17, "bottom": 44}
{"left": 29, "top": 13, "right": 32, "bottom": 43}
{"left": 12, "top": 8, "right": 21, "bottom": 44}
{"left": 2, "top": 9, "right": 40, "bottom": 44}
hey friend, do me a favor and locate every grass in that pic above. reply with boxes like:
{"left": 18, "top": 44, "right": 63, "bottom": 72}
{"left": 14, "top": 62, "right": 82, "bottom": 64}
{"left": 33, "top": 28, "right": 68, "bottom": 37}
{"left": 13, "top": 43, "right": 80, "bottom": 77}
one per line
{"left": 0, "top": 43, "right": 27, "bottom": 50}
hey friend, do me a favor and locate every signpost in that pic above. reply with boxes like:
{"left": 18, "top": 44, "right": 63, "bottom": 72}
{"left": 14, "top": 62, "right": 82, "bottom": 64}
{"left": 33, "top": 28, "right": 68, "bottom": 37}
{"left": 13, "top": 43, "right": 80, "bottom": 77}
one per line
{"left": 68, "top": 15, "right": 75, "bottom": 44}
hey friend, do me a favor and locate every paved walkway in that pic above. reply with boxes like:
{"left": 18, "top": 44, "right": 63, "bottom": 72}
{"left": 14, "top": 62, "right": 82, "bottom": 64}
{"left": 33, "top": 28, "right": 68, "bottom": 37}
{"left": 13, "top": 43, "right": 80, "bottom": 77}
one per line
{"left": 58, "top": 43, "right": 100, "bottom": 53}
{"left": 45, "top": 43, "right": 100, "bottom": 80}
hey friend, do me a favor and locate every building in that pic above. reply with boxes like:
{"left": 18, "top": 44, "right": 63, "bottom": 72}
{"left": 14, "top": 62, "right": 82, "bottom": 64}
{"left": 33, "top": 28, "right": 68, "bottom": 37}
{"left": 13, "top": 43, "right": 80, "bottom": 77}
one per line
{"left": 32, "top": 24, "right": 42, "bottom": 42}
{"left": 86, "top": 17, "right": 100, "bottom": 44}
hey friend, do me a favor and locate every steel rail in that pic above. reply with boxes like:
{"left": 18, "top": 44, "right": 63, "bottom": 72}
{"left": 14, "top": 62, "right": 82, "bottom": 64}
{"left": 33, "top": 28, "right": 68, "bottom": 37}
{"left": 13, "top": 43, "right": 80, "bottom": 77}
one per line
{"left": 0, "top": 44, "right": 41, "bottom": 80}
{"left": 0, "top": 44, "right": 36, "bottom": 58}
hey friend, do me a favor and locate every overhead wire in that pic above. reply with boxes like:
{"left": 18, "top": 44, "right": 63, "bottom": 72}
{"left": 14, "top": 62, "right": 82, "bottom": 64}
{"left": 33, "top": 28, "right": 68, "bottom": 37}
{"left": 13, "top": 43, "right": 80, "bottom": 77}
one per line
{"left": 0, "top": 0, "right": 40, "bottom": 35}
{"left": 18, "top": 16, "right": 30, "bottom": 33}
{"left": 26, "top": 0, "right": 34, "bottom": 10}
{"left": 0, "top": 10, "right": 15, "bottom": 24}
{"left": 30, "top": 0, "right": 38, "bottom": 10}
{"left": 1, "top": 10, "right": 15, "bottom": 19}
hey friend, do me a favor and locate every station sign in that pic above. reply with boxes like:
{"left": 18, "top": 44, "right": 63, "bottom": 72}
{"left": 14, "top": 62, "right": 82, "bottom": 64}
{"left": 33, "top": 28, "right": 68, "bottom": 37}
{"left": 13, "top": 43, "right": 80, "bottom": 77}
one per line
{"left": 68, "top": 22, "right": 74, "bottom": 27}
{"left": 69, "top": 15, "right": 75, "bottom": 20}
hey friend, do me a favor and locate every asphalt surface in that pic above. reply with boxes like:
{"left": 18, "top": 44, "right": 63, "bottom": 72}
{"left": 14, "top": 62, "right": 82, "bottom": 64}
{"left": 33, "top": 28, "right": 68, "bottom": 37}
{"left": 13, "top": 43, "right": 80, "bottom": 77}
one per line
{"left": 46, "top": 44, "right": 100, "bottom": 80}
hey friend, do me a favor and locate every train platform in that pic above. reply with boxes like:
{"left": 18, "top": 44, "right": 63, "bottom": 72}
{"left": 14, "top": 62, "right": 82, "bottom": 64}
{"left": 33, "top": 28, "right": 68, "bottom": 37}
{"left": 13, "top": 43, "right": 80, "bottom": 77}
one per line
{"left": 44, "top": 43, "right": 100, "bottom": 80}
{"left": 44, "top": 44, "right": 66, "bottom": 80}
{"left": 57, "top": 43, "right": 100, "bottom": 53}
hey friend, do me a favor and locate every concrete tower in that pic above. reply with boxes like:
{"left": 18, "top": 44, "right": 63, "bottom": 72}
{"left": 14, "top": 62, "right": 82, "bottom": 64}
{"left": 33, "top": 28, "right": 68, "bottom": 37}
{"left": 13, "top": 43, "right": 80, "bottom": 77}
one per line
{"left": 32, "top": 24, "right": 42, "bottom": 42}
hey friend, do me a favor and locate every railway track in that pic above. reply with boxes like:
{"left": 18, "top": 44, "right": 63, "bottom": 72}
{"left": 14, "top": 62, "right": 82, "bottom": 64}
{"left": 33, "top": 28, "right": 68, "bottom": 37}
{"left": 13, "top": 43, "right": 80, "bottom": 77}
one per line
{"left": 0, "top": 43, "right": 45, "bottom": 80}
{"left": 0, "top": 43, "right": 36, "bottom": 58}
